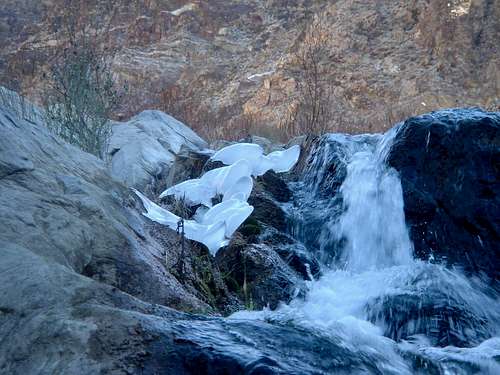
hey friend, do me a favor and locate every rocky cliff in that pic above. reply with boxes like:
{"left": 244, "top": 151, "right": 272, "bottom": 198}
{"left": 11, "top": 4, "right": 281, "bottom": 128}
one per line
{"left": 1, "top": 0, "right": 499, "bottom": 138}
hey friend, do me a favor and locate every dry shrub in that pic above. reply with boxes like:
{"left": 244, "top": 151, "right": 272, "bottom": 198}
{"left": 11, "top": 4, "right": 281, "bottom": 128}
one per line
{"left": 159, "top": 86, "right": 263, "bottom": 142}
{"left": 41, "top": 1, "right": 125, "bottom": 158}
{"left": 282, "top": 14, "right": 336, "bottom": 138}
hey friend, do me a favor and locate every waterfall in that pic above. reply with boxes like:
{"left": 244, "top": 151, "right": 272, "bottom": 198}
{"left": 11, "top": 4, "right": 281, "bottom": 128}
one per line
{"left": 333, "top": 133, "right": 414, "bottom": 271}
{"left": 232, "top": 129, "right": 500, "bottom": 374}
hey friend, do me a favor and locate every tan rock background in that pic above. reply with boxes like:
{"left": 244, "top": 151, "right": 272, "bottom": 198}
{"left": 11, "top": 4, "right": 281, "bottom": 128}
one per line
{"left": 1, "top": 0, "right": 498, "bottom": 139}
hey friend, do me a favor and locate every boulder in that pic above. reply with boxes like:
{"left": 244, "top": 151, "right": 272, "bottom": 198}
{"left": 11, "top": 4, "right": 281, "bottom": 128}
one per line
{"left": 257, "top": 170, "right": 292, "bottom": 202}
{"left": 248, "top": 194, "right": 287, "bottom": 232}
{"left": 107, "top": 110, "right": 208, "bottom": 190}
{"left": 154, "top": 147, "right": 211, "bottom": 197}
{"left": 368, "top": 292, "right": 491, "bottom": 348}
{"left": 387, "top": 109, "right": 500, "bottom": 283}
{"left": 216, "top": 235, "right": 305, "bottom": 310}
{"left": 241, "top": 135, "right": 284, "bottom": 154}
{"left": 0, "top": 101, "right": 211, "bottom": 315}
{"left": 260, "top": 229, "right": 321, "bottom": 280}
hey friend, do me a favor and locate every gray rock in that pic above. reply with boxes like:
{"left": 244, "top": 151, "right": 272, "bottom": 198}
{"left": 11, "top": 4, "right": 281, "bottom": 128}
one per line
{"left": 0, "top": 86, "right": 43, "bottom": 125}
{"left": 210, "top": 135, "right": 284, "bottom": 154}
{"left": 240, "top": 135, "right": 284, "bottom": 154}
{"left": 0, "top": 104, "right": 210, "bottom": 312}
{"left": 0, "top": 101, "right": 214, "bottom": 372}
{"left": 107, "top": 110, "right": 208, "bottom": 190}
{"left": 209, "top": 139, "right": 234, "bottom": 151}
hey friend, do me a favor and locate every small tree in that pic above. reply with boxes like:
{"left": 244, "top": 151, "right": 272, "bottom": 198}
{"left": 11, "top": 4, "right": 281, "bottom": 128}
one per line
{"left": 283, "top": 15, "right": 335, "bottom": 137}
{"left": 43, "top": 1, "right": 123, "bottom": 158}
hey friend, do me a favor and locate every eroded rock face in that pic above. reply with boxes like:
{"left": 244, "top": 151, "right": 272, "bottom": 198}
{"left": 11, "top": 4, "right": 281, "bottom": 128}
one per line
{"left": 1, "top": 0, "right": 498, "bottom": 136}
{"left": 0, "top": 98, "right": 211, "bottom": 315}
{"left": 388, "top": 108, "right": 500, "bottom": 284}
{"left": 108, "top": 110, "right": 208, "bottom": 191}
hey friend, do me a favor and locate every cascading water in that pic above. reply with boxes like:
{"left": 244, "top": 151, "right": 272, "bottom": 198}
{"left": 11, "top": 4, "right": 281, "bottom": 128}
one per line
{"left": 233, "top": 129, "right": 500, "bottom": 374}
{"left": 332, "top": 139, "right": 413, "bottom": 271}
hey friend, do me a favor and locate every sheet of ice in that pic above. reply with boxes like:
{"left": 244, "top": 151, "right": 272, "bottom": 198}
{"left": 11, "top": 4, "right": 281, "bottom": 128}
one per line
{"left": 200, "top": 199, "right": 254, "bottom": 237}
{"left": 134, "top": 189, "right": 179, "bottom": 227}
{"left": 161, "top": 159, "right": 253, "bottom": 206}
{"left": 134, "top": 190, "right": 254, "bottom": 254}
{"left": 222, "top": 176, "right": 253, "bottom": 202}
{"left": 211, "top": 143, "right": 301, "bottom": 176}
{"left": 136, "top": 142, "right": 300, "bottom": 253}
{"left": 265, "top": 145, "right": 301, "bottom": 173}
{"left": 201, "top": 159, "right": 253, "bottom": 198}
{"left": 134, "top": 189, "right": 229, "bottom": 253}
{"left": 211, "top": 143, "right": 264, "bottom": 168}
{"left": 159, "top": 178, "right": 214, "bottom": 207}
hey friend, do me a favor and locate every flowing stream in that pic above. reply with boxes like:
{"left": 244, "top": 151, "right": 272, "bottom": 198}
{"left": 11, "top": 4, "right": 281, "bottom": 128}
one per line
{"left": 232, "top": 130, "right": 500, "bottom": 374}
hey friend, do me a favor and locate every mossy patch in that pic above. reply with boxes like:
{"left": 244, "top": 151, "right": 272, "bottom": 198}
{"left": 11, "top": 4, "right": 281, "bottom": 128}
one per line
{"left": 239, "top": 217, "right": 262, "bottom": 237}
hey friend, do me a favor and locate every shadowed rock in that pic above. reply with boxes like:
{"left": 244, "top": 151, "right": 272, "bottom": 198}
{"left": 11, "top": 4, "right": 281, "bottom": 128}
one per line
{"left": 388, "top": 108, "right": 500, "bottom": 285}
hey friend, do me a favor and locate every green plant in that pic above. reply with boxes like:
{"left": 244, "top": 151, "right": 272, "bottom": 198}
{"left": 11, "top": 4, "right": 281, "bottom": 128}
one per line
{"left": 239, "top": 217, "right": 262, "bottom": 237}
{"left": 192, "top": 253, "right": 218, "bottom": 307}
{"left": 42, "top": 1, "right": 124, "bottom": 158}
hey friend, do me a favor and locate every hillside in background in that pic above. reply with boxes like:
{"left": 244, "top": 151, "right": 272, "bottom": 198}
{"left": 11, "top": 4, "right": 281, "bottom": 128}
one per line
{"left": 1, "top": 0, "right": 499, "bottom": 138}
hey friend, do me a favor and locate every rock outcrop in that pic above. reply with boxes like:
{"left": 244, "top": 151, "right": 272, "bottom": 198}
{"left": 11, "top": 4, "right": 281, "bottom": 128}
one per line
{"left": 388, "top": 108, "right": 500, "bottom": 284}
{"left": 0, "top": 96, "right": 212, "bottom": 315}
{"left": 108, "top": 110, "right": 208, "bottom": 191}
{"left": 3, "top": 91, "right": 499, "bottom": 373}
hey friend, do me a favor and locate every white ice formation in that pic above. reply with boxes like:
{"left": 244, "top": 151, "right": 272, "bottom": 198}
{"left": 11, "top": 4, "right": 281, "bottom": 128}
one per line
{"left": 134, "top": 143, "right": 300, "bottom": 254}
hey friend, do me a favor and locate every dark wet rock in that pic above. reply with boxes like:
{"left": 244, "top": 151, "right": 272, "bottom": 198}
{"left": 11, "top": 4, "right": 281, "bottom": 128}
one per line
{"left": 285, "top": 135, "right": 355, "bottom": 262}
{"left": 365, "top": 265, "right": 499, "bottom": 349}
{"left": 261, "top": 229, "right": 321, "bottom": 280}
{"left": 368, "top": 292, "right": 491, "bottom": 348}
{"left": 239, "top": 217, "right": 263, "bottom": 241}
{"left": 388, "top": 108, "right": 500, "bottom": 283}
{"left": 300, "top": 135, "right": 348, "bottom": 196}
{"left": 248, "top": 194, "right": 287, "bottom": 232}
{"left": 290, "top": 135, "right": 318, "bottom": 176}
{"left": 257, "top": 171, "right": 292, "bottom": 202}
{"left": 216, "top": 234, "right": 305, "bottom": 310}
{"left": 201, "top": 158, "right": 225, "bottom": 173}
{"left": 162, "top": 318, "right": 384, "bottom": 375}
